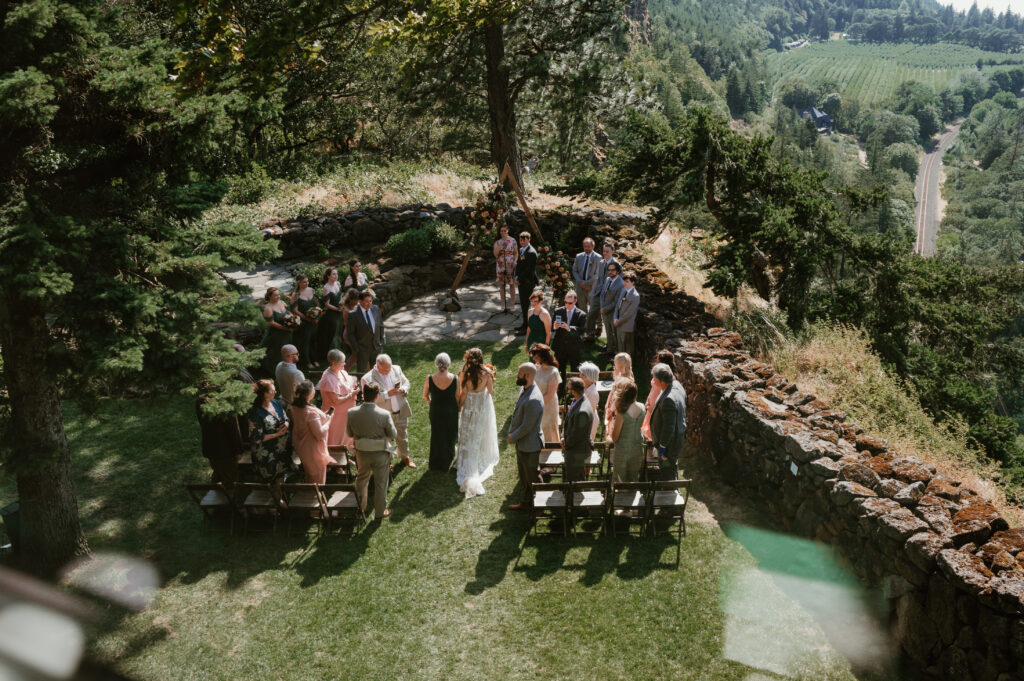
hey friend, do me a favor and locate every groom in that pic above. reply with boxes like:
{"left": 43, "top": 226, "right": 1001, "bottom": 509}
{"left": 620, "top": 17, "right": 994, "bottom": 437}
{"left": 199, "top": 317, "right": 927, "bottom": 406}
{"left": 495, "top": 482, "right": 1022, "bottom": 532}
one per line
{"left": 507, "top": 362, "right": 544, "bottom": 511}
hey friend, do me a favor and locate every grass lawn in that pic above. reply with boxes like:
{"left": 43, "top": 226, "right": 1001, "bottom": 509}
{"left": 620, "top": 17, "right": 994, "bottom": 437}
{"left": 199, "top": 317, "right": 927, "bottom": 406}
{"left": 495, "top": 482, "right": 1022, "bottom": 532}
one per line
{"left": 1, "top": 339, "right": 859, "bottom": 681}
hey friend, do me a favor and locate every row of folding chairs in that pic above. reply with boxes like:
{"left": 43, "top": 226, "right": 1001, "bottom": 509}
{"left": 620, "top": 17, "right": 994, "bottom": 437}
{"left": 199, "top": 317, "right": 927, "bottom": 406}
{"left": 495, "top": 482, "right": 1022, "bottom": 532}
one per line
{"left": 531, "top": 479, "right": 691, "bottom": 544}
{"left": 538, "top": 441, "right": 670, "bottom": 483}
{"left": 186, "top": 482, "right": 365, "bottom": 536}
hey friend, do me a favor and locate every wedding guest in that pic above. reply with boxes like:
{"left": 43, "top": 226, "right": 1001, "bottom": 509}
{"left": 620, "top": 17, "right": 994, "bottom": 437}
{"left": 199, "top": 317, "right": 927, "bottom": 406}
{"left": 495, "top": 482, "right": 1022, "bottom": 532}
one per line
{"left": 613, "top": 270, "right": 640, "bottom": 358}
{"left": 571, "top": 237, "right": 601, "bottom": 338}
{"left": 349, "top": 291, "right": 383, "bottom": 373}
{"left": 423, "top": 352, "right": 459, "bottom": 471}
{"left": 579, "top": 361, "right": 601, "bottom": 440}
{"left": 529, "top": 343, "right": 562, "bottom": 442}
{"left": 343, "top": 259, "right": 369, "bottom": 291}
{"left": 289, "top": 274, "right": 320, "bottom": 370}
{"left": 599, "top": 261, "right": 625, "bottom": 357}
{"left": 513, "top": 232, "right": 538, "bottom": 334}
{"left": 340, "top": 288, "right": 361, "bottom": 370}
{"left": 318, "top": 267, "right": 343, "bottom": 364}
{"left": 290, "top": 380, "right": 333, "bottom": 484}
{"left": 586, "top": 241, "right": 619, "bottom": 342}
{"left": 248, "top": 379, "right": 293, "bottom": 484}
{"left": 317, "top": 349, "right": 357, "bottom": 448}
{"left": 525, "top": 289, "right": 551, "bottom": 353}
{"left": 607, "top": 379, "right": 645, "bottom": 482}
{"left": 649, "top": 363, "right": 687, "bottom": 479}
{"left": 551, "top": 290, "right": 586, "bottom": 381}
{"left": 275, "top": 344, "right": 304, "bottom": 408}
{"left": 642, "top": 350, "right": 676, "bottom": 440}
{"left": 562, "top": 377, "right": 595, "bottom": 482}
{"left": 347, "top": 381, "right": 396, "bottom": 519}
{"left": 364, "top": 353, "right": 416, "bottom": 468}
{"left": 604, "top": 352, "right": 634, "bottom": 429}
{"left": 259, "top": 287, "right": 292, "bottom": 377}
{"left": 507, "top": 363, "right": 544, "bottom": 512}
{"left": 493, "top": 223, "right": 517, "bottom": 313}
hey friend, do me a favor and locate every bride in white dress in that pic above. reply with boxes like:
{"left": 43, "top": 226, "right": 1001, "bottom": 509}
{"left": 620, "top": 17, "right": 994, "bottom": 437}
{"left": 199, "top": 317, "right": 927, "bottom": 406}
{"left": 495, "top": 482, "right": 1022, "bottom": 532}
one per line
{"left": 456, "top": 348, "right": 500, "bottom": 498}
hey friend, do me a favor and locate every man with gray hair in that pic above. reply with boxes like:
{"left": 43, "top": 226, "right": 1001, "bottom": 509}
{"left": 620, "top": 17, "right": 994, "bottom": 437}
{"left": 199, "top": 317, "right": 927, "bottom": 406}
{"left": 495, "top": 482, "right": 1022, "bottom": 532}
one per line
{"left": 275, "top": 344, "right": 304, "bottom": 407}
{"left": 507, "top": 362, "right": 544, "bottom": 511}
{"left": 649, "top": 363, "right": 687, "bottom": 479}
{"left": 363, "top": 353, "right": 415, "bottom": 468}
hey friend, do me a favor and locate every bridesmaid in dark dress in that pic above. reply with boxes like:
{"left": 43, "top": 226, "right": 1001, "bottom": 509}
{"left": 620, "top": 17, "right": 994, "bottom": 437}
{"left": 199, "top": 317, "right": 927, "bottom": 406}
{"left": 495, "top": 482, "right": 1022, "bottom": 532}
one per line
{"left": 290, "top": 274, "right": 320, "bottom": 370}
{"left": 318, "top": 267, "right": 343, "bottom": 364}
{"left": 260, "top": 287, "right": 292, "bottom": 377}
{"left": 422, "top": 352, "right": 459, "bottom": 471}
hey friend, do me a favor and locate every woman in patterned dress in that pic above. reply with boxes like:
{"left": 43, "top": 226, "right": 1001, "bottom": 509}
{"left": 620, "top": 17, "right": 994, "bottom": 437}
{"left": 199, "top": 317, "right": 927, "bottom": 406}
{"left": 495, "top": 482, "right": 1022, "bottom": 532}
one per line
{"left": 248, "top": 379, "right": 294, "bottom": 484}
{"left": 493, "top": 224, "right": 517, "bottom": 313}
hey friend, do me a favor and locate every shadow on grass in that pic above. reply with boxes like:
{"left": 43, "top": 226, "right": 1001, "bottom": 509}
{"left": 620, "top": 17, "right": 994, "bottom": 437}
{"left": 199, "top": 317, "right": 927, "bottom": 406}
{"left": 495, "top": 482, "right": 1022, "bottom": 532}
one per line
{"left": 292, "top": 520, "right": 380, "bottom": 587}
{"left": 464, "top": 513, "right": 531, "bottom": 596}
{"left": 388, "top": 469, "right": 464, "bottom": 522}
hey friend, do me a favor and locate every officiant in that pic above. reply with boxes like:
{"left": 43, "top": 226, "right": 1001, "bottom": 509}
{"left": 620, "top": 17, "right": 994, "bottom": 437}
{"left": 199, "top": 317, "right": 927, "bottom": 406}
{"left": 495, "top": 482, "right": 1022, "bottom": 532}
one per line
{"left": 551, "top": 290, "right": 586, "bottom": 386}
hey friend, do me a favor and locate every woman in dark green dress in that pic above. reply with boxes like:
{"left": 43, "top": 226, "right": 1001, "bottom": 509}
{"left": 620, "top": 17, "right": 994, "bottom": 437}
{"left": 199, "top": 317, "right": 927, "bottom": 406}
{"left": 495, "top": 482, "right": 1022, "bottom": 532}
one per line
{"left": 248, "top": 379, "right": 294, "bottom": 483}
{"left": 524, "top": 289, "right": 551, "bottom": 353}
{"left": 260, "top": 287, "right": 292, "bottom": 377}
{"left": 290, "top": 274, "right": 320, "bottom": 370}
{"left": 422, "top": 353, "right": 459, "bottom": 471}
{"left": 318, "top": 267, "right": 342, "bottom": 364}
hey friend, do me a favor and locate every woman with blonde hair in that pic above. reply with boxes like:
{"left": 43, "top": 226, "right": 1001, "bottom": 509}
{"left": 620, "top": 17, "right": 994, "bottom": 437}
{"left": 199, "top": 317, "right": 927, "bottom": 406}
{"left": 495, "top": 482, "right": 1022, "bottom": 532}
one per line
{"left": 604, "top": 352, "right": 634, "bottom": 430}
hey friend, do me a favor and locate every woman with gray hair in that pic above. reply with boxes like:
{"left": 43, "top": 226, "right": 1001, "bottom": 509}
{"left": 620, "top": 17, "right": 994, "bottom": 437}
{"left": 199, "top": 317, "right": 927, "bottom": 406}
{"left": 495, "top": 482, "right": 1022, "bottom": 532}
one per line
{"left": 423, "top": 351, "right": 459, "bottom": 470}
{"left": 316, "top": 348, "right": 357, "bottom": 448}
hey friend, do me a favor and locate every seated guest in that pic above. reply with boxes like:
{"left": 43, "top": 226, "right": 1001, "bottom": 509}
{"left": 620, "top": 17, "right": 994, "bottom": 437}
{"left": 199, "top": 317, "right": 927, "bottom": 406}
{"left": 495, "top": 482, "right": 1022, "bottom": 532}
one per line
{"left": 606, "top": 379, "right": 645, "bottom": 482}
{"left": 275, "top": 344, "right": 304, "bottom": 407}
{"left": 604, "top": 352, "right": 634, "bottom": 431}
{"left": 290, "top": 380, "right": 333, "bottom": 484}
{"left": 247, "top": 379, "right": 293, "bottom": 484}
{"left": 561, "top": 377, "right": 595, "bottom": 482}
{"left": 579, "top": 361, "right": 601, "bottom": 441}
{"left": 317, "top": 349, "right": 357, "bottom": 449}
{"left": 642, "top": 350, "right": 677, "bottom": 440}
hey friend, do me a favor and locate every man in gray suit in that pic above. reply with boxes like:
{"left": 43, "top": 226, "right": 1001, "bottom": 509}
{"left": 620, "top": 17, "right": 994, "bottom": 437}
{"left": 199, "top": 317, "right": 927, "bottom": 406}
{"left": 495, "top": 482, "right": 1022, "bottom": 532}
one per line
{"left": 571, "top": 237, "right": 601, "bottom": 326}
{"left": 346, "top": 381, "right": 397, "bottom": 519}
{"left": 561, "top": 377, "right": 595, "bottom": 482}
{"left": 613, "top": 270, "right": 641, "bottom": 358}
{"left": 348, "top": 291, "right": 383, "bottom": 373}
{"left": 507, "top": 362, "right": 544, "bottom": 511}
{"left": 274, "top": 344, "right": 305, "bottom": 407}
{"left": 649, "top": 363, "right": 687, "bottom": 480}
{"left": 586, "top": 241, "right": 619, "bottom": 342}
{"left": 599, "top": 261, "right": 625, "bottom": 357}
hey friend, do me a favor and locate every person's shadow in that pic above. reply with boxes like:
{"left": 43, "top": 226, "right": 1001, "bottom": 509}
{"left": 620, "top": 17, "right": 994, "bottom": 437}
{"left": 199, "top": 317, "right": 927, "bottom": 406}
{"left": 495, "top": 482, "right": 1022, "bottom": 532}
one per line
{"left": 293, "top": 519, "right": 380, "bottom": 587}
{"left": 464, "top": 511, "right": 530, "bottom": 595}
{"left": 387, "top": 469, "right": 464, "bottom": 523}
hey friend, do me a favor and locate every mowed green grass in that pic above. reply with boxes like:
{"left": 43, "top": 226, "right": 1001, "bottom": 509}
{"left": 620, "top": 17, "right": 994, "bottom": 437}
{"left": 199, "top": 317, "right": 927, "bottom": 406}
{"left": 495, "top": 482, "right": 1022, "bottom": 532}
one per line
{"left": 768, "top": 40, "right": 1023, "bottom": 105}
{"left": 1, "top": 339, "right": 856, "bottom": 681}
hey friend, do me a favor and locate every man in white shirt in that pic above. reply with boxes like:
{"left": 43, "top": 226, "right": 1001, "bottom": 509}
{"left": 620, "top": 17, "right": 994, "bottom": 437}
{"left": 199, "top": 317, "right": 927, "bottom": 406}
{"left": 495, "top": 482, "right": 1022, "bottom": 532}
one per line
{"left": 363, "top": 354, "right": 416, "bottom": 468}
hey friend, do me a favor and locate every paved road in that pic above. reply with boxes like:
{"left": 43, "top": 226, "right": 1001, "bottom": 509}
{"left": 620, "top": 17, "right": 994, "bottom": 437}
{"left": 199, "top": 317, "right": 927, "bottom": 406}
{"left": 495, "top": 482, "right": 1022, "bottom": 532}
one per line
{"left": 913, "top": 123, "right": 961, "bottom": 257}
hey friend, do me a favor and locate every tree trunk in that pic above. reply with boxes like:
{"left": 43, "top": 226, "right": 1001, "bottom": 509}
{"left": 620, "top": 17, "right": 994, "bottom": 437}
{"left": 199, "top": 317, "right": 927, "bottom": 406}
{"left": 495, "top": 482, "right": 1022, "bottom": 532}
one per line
{"left": 0, "top": 296, "right": 89, "bottom": 577}
{"left": 484, "top": 21, "right": 523, "bottom": 191}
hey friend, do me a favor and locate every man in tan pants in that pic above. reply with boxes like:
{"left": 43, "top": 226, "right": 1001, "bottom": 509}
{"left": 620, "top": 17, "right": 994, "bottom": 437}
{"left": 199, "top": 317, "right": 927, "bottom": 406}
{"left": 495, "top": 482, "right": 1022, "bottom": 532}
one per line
{"left": 346, "top": 381, "right": 397, "bottom": 519}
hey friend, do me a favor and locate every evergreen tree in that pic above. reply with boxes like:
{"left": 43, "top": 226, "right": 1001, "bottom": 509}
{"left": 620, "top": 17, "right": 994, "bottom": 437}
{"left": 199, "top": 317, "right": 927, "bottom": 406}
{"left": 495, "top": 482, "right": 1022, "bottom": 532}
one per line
{"left": 726, "top": 65, "right": 746, "bottom": 117}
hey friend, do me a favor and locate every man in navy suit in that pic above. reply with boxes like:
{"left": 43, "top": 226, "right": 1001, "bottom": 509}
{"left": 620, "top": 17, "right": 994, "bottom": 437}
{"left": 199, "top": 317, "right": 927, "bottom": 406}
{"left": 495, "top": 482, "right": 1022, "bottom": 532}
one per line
{"left": 550, "top": 290, "right": 587, "bottom": 382}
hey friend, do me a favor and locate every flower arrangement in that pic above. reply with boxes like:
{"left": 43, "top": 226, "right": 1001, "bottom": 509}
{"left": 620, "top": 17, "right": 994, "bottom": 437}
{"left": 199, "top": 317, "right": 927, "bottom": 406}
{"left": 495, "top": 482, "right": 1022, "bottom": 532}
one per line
{"left": 536, "top": 243, "right": 573, "bottom": 298}
{"left": 467, "top": 184, "right": 511, "bottom": 248}
{"left": 306, "top": 306, "right": 323, "bottom": 321}
{"left": 281, "top": 312, "right": 301, "bottom": 329}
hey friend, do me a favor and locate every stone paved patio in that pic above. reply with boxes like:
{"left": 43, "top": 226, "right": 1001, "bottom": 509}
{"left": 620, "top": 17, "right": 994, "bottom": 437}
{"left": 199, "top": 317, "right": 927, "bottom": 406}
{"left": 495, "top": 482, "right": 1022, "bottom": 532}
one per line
{"left": 385, "top": 282, "right": 525, "bottom": 343}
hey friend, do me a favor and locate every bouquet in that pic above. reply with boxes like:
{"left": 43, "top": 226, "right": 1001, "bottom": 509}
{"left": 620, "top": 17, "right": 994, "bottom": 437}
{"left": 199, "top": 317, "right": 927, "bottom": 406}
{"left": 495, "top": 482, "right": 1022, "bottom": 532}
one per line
{"left": 467, "top": 184, "right": 511, "bottom": 248}
{"left": 281, "top": 312, "right": 301, "bottom": 329}
{"left": 306, "top": 306, "right": 323, "bottom": 321}
{"left": 484, "top": 363, "right": 496, "bottom": 375}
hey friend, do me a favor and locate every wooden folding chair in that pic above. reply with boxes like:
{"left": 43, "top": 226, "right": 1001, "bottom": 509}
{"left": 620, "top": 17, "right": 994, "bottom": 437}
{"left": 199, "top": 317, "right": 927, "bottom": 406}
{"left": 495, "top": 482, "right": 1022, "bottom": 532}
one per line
{"left": 610, "top": 481, "right": 652, "bottom": 537}
{"left": 328, "top": 445, "right": 354, "bottom": 482}
{"left": 279, "top": 483, "right": 327, "bottom": 536}
{"left": 650, "top": 479, "right": 691, "bottom": 562}
{"left": 641, "top": 440, "right": 660, "bottom": 481}
{"left": 585, "top": 441, "right": 608, "bottom": 480}
{"left": 320, "top": 483, "right": 365, "bottom": 534}
{"left": 237, "top": 482, "right": 282, "bottom": 536}
{"left": 570, "top": 480, "right": 610, "bottom": 537}
{"left": 598, "top": 371, "right": 614, "bottom": 380}
{"left": 531, "top": 482, "right": 570, "bottom": 537}
{"left": 186, "top": 483, "right": 238, "bottom": 534}
{"left": 538, "top": 441, "right": 564, "bottom": 481}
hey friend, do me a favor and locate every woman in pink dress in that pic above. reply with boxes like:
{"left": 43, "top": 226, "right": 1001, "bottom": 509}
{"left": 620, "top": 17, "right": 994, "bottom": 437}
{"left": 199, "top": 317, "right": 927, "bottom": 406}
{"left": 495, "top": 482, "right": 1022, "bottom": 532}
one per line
{"left": 493, "top": 224, "right": 517, "bottom": 313}
{"left": 316, "top": 349, "right": 357, "bottom": 448}
{"left": 289, "top": 380, "right": 333, "bottom": 484}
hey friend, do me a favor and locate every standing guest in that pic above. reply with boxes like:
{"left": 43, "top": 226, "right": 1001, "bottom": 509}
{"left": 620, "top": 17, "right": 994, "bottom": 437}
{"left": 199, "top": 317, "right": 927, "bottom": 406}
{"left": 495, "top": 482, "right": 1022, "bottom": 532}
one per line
{"left": 561, "top": 377, "right": 595, "bottom": 482}
{"left": 586, "top": 242, "right": 619, "bottom": 343}
{"left": 525, "top": 289, "right": 551, "bottom": 353}
{"left": 579, "top": 361, "right": 601, "bottom": 440}
{"left": 604, "top": 352, "right": 634, "bottom": 431}
{"left": 317, "top": 349, "right": 357, "bottom": 448}
{"left": 529, "top": 343, "right": 562, "bottom": 442}
{"left": 318, "top": 268, "right": 343, "bottom": 364}
{"left": 550, "top": 290, "right": 587, "bottom": 381}
{"left": 347, "top": 381, "right": 396, "bottom": 520}
{"left": 247, "top": 379, "right": 293, "bottom": 484}
{"left": 613, "top": 270, "right": 640, "bottom": 359}
{"left": 572, "top": 237, "right": 601, "bottom": 339}
{"left": 422, "top": 352, "right": 459, "bottom": 471}
{"left": 507, "top": 363, "right": 545, "bottom": 511}
{"left": 364, "top": 354, "right": 416, "bottom": 468}
{"left": 642, "top": 350, "right": 677, "bottom": 440}
{"left": 599, "top": 261, "right": 625, "bottom": 357}
{"left": 275, "top": 344, "right": 304, "bottom": 408}
{"left": 607, "top": 379, "right": 646, "bottom": 482}
{"left": 290, "top": 380, "right": 333, "bottom": 484}
{"left": 259, "top": 287, "right": 292, "bottom": 377}
{"left": 493, "top": 223, "right": 517, "bottom": 313}
{"left": 289, "top": 274, "right": 320, "bottom": 370}
{"left": 513, "top": 232, "right": 538, "bottom": 334}
{"left": 649, "top": 363, "right": 687, "bottom": 479}
{"left": 348, "top": 291, "right": 383, "bottom": 373}
{"left": 343, "top": 259, "right": 369, "bottom": 291}
{"left": 340, "top": 288, "right": 361, "bottom": 371}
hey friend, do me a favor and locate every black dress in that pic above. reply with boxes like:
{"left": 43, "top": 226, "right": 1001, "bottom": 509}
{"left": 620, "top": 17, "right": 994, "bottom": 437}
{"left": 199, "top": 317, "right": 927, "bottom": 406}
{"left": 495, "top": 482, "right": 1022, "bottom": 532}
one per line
{"left": 428, "top": 375, "right": 459, "bottom": 471}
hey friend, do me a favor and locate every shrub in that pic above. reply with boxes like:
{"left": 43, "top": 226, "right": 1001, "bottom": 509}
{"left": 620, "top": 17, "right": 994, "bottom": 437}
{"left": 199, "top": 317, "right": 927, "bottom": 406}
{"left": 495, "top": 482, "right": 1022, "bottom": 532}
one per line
{"left": 385, "top": 228, "right": 433, "bottom": 264}
{"left": 225, "top": 164, "right": 275, "bottom": 205}
{"left": 424, "top": 220, "right": 465, "bottom": 255}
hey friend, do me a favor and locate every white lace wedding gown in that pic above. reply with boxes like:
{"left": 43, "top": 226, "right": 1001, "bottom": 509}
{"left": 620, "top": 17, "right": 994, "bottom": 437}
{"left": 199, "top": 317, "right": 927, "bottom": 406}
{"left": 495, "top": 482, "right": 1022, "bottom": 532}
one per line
{"left": 456, "top": 388, "right": 500, "bottom": 498}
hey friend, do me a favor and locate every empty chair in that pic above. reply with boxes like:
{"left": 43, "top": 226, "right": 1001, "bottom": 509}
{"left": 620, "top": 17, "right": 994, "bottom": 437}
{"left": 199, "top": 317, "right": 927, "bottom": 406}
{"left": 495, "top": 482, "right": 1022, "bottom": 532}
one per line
{"left": 538, "top": 441, "right": 564, "bottom": 481}
{"left": 570, "top": 480, "right": 610, "bottom": 537}
{"left": 649, "top": 479, "right": 691, "bottom": 540}
{"left": 237, "top": 482, "right": 282, "bottom": 536}
{"left": 531, "top": 482, "right": 570, "bottom": 537}
{"left": 186, "top": 483, "right": 238, "bottom": 534}
{"left": 279, "top": 483, "right": 327, "bottom": 536}
{"left": 328, "top": 445, "right": 353, "bottom": 482}
{"left": 610, "top": 481, "right": 652, "bottom": 537}
{"left": 320, "top": 483, "right": 365, "bottom": 533}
